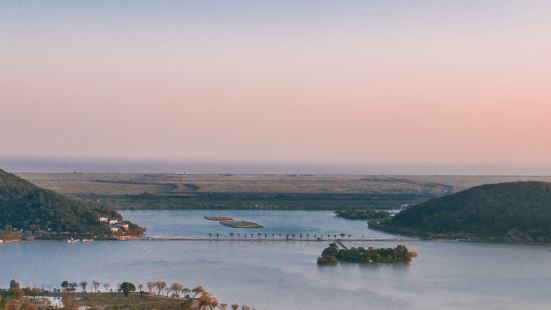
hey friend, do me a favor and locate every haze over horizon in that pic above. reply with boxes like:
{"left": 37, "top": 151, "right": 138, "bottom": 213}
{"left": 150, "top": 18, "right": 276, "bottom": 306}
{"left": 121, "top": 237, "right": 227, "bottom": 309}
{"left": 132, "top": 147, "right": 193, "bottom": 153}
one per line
{"left": 2, "top": 155, "right": 551, "bottom": 175}
{"left": 2, "top": 0, "right": 551, "bottom": 169}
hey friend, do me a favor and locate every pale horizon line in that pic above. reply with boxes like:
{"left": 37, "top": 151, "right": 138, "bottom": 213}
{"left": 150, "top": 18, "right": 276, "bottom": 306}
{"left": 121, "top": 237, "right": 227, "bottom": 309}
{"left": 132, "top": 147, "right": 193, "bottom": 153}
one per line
{"left": 2, "top": 155, "right": 551, "bottom": 176}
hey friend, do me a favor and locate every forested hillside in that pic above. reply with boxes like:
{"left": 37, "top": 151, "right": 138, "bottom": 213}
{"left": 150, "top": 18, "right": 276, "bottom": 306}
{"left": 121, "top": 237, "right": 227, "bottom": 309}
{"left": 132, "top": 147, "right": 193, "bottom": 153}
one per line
{"left": 373, "top": 182, "right": 551, "bottom": 243}
{"left": 0, "top": 169, "right": 124, "bottom": 238}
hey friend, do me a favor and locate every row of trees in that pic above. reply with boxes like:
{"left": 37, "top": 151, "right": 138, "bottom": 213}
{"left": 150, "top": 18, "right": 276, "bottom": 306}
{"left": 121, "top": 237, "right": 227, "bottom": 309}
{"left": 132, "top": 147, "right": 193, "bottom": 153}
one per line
{"left": 59, "top": 280, "right": 106, "bottom": 293}
{"left": 2, "top": 279, "right": 266, "bottom": 310}
{"left": 58, "top": 280, "right": 263, "bottom": 309}
{"left": 58, "top": 280, "right": 208, "bottom": 297}
{"left": 208, "top": 232, "right": 358, "bottom": 240}
{"left": 2, "top": 279, "right": 259, "bottom": 310}
{"left": 142, "top": 281, "right": 207, "bottom": 298}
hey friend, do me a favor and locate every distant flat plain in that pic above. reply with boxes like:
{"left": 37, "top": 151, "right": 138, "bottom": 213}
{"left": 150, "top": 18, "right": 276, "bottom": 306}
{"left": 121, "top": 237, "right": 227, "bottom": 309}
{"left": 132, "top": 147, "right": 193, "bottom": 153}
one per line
{"left": 17, "top": 173, "right": 551, "bottom": 210}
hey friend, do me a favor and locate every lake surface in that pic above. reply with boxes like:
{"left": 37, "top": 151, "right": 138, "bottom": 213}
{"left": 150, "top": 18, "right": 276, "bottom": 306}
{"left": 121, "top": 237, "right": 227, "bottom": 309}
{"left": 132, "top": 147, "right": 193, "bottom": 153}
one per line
{"left": 121, "top": 210, "right": 394, "bottom": 239}
{"left": 2, "top": 210, "right": 551, "bottom": 309}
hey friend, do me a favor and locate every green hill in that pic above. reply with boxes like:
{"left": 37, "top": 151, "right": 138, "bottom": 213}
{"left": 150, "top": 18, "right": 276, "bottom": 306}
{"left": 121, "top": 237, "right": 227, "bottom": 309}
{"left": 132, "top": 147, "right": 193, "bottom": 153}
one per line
{"left": 0, "top": 169, "right": 137, "bottom": 239}
{"left": 372, "top": 181, "right": 551, "bottom": 243}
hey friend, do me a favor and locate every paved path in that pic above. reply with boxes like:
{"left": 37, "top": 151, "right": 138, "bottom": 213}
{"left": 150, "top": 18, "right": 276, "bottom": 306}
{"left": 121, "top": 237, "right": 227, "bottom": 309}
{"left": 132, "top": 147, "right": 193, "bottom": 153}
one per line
{"left": 136, "top": 237, "right": 420, "bottom": 242}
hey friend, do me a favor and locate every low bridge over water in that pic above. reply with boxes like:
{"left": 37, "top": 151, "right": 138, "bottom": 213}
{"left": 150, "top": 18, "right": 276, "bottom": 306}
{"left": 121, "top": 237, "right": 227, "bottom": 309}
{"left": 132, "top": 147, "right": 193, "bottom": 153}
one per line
{"left": 137, "top": 236, "right": 420, "bottom": 242}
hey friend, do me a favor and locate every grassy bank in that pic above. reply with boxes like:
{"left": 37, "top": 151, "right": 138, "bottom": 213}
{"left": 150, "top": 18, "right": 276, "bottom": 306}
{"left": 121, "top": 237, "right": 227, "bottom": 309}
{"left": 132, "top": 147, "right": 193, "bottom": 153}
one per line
{"left": 0, "top": 279, "right": 253, "bottom": 310}
{"left": 77, "top": 192, "right": 434, "bottom": 211}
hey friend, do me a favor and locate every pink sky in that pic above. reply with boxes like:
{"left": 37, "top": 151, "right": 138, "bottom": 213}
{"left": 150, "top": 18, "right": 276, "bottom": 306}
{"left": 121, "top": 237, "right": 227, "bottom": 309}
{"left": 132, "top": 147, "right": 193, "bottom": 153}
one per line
{"left": 1, "top": 1, "right": 551, "bottom": 167}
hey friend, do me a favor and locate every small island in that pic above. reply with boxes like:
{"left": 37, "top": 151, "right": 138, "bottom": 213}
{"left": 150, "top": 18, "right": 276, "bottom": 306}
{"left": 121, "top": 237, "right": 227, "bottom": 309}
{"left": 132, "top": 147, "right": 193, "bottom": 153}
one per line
{"left": 204, "top": 216, "right": 263, "bottom": 228}
{"left": 317, "top": 243, "right": 417, "bottom": 265}
{"left": 219, "top": 220, "right": 263, "bottom": 228}
{"left": 204, "top": 216, "right": 234, "bottom": 221}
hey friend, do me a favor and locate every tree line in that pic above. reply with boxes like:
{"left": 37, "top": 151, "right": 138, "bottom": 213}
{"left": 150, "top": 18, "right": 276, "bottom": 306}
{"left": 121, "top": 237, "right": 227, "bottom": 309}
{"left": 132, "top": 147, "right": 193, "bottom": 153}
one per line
{"left": 335, "top": 209, "right": 391, "bottom": 220}
{"left": 1, "top": 279, "right": 260, "bottom": 310}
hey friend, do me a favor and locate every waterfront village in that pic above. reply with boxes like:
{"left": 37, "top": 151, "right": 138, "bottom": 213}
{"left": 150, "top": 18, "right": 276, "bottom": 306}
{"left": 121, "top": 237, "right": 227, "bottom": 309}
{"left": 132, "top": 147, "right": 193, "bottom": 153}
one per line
{"left": 0, "top": 216, "right": 142, "bottom": 244}
{"left": 65, "top": 216, "right": 140, "bottom": 243}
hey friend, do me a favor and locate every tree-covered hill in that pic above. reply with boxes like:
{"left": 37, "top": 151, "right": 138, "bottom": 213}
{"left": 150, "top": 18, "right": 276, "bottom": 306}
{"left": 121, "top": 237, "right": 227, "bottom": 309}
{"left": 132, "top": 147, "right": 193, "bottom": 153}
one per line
{"left": 372, "top": 182, "right": 551, "bottom": 243}
{"left": 0, "top": 169, "right": 130, "bottom": 238}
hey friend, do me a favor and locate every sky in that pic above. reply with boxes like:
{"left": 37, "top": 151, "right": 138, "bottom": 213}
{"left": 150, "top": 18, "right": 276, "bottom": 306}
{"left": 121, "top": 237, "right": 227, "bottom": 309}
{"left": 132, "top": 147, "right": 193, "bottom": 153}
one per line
{"left": 1, "top": 0, "right": 551, "bottom": 170}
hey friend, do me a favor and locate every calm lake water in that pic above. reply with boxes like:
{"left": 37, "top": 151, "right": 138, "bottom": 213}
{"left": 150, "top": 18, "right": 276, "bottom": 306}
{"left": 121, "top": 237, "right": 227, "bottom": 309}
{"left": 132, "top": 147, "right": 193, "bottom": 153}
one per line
{"left": 2, "top": 210, "right": 551, "bottom": 310}
{"left": 121, "top": 210, "right": 394, "bottom": 239}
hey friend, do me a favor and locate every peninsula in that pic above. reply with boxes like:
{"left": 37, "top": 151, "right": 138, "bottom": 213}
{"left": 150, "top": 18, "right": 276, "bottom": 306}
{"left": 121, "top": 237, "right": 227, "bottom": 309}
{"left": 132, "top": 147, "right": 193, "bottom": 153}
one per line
{"left": 0, "top": 169, "right": 144, "bottom": 241}
{"left": 372, "top": 181, "right": 551, "bottom": 244}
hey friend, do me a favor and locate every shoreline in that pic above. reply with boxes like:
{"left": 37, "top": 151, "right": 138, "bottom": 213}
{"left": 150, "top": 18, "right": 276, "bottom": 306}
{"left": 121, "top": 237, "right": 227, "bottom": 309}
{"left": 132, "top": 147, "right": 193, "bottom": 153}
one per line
{"left": 5, "top": 237, "right": 551, "bottom": 248}
{"left": 0, "top": 239, "right": 20, "bottom": 244}
{"left": 0, "top": 236, "right": 419, "bottom": 243}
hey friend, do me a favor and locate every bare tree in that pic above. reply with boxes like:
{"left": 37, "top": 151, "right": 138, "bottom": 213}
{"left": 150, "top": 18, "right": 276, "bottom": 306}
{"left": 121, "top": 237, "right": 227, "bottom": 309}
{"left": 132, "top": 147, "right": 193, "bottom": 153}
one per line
{"left": 198, "top": 293, "right": 219, "bottom": 310}
{"left": 156, "top": 281, "right": 167, "bottom": 296}
{"left": 170, "top": 282, "right": 183, "bottom": 297}
{"left": 192, "top": 286, "right": 205, "bottom": 298}
{"left": 103, "top": 283, "right": 111, "bottom": 292}
{"left": 147, "top": 282, "right": 155, "bottom": 294}
{"left": 92, "top": 281, "right": 100, "bottom": 293}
